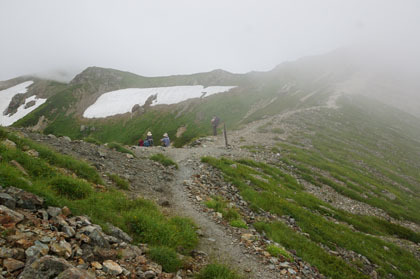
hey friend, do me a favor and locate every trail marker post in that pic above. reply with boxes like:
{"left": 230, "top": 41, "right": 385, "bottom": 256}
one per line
{"left": 223, "top": 123, "right": 228, "bottom": 147}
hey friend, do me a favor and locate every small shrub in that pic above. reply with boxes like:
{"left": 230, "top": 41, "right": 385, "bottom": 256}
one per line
{"left": 271, "top": 147, "right": 281, "bottom": 153}
{"left": 49, "top": 176, "right": 93, "bottom": 199}
{"left": 150, "top": 153, "right": 178, "bottom": 169}
{"left": 107, "top": 142, "right": 135, "bottom": 156}
{"left": 84, "top": 137, "right": 102, "bottom": 145}
{"left": 229, "top": 219, "right": 248, "bottom": 229}
{"left": 125, "top": 212, "right": 198, "bottom": 253}
{"left": 257, "top": 126, "right": 269, "bottom": 133}
{"left": 0, "top": 163, "right": 31, "bottom": 189}
{"left": 266, "top": 244, "right": 293, "bottom": 261}
{"left": 204, "top": 197, "right": 225, "bottom": 212}
{"left": 205, "top": 196, "right": 242, "bottom": 222}
{"left": 224, "top": 208, "right": 241, "bottom": 221}
{"left": 107, "top": 173, "right": 129, "bottom": 190}
{"left": 149, "top": 246, "right": 182, "bottom": 272}
{"left": 272, "top": 128, "right": 284, "bottom": 134}
{"left": 196, "top": 263, "right": 241, "bottom": 279}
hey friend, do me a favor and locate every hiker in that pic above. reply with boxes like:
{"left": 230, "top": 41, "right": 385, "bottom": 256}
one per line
{"left": 146, "top": 131, "right": 153, "bottom": 146}
{"left": 211, "top": 115, "right": 220, "bottom": 136}
{"left": 160, "top": 133, "right": 170, "bottom": 147}
{"left": 138, "top": 138, "right": 144, "bottom": 146}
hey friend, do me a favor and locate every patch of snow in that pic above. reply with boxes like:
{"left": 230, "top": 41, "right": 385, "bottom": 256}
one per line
{"left": 0, "top": 81, "right": 48, "bottom": 126}
{"left": 83, "top": 85, "right": 236, "bottom": 118}
{"left": 326, "top": 93, "right": 341, "bottom": 109}
{"left": 0, "top": 95, "right": 46, "bottom": 127}
{"left": 151, "top": 85, "right": 204, "bottom": 106}
{"left": 202, "top": 86, "right": 236, "bottom": 98}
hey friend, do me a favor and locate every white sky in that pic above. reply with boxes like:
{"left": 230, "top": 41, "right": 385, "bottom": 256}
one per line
{"left": 1, "top": 0, "right": 419, "bottom": 81}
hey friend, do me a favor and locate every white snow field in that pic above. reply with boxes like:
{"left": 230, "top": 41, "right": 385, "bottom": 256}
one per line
{"left": 83, "top": 85, "right": 236, "bottom": 118}
{"left": 0, "top": 81, "right": 47, "bottom": 126}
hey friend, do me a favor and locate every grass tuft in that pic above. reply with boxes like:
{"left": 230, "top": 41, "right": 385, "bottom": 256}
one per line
{"left": 266, "top": 244, "right": 293, "bottom": 261}
{"left": 107, "top": 173, "right": 130, "bottom": 190}
{"left": 107, "top": 142, "right": 135, "bottom": 156}
{"left": 196, "top": 263, "right": 241, "bottom": 279}
{"left": 150, "top": 153, "right": 178, "bottom": 169}
{"left": 205, "top": 196, "right": 244, "bottom": 224}
{"left": 49, "top": 176, "right": 93, "bottom": 200}
{"left": 84, "top": 137, "right": 102, "bottom": 145}
{"left": 229, "top": 219, "right": 248, "bottom": 229}
{"left": 148, "top": 246, "right": 183, "bottom": 272}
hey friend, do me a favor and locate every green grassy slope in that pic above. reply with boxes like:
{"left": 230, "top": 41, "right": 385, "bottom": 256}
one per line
{"left": 203, "top": 156, "right": 420, "bottom": 279}
{"left": 200, "top": 96, "right": 420, "bottom": 279}
{"left": 278, "top": 96, "right": 420, "bottom": 224}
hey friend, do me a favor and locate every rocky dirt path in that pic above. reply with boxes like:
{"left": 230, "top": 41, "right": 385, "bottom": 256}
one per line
{"left": 167, "top": 150, "right": 280, "bottom": 279}
{"left": 137, "top": 133, "right": 319, "bottom": 278}
{"left": 145, "top": 134, "right": 321, "bottom": 278}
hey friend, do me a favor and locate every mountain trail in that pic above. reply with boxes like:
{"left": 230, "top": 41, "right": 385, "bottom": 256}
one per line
{"left": 162, "top": 147, "right": 280, "bottom": 279}
{"left": 137, "top": 106, "right": 318, "bottom": 278}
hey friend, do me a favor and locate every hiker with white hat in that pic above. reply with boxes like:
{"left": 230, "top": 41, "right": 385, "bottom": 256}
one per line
{"left": 160, "top": 132, "right": 170, "bottom": 147}
{"left": 146, "top": 131, "right": 154, "bottom": 147}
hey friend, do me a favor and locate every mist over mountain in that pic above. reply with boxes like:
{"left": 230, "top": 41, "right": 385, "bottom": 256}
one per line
{"left": 1, "top": 2, "right": 420, "bottom": 279}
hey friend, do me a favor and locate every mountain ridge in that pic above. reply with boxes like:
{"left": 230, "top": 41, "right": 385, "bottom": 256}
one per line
{"left": 1, "top": 48, "right": 419, "bottom": 146}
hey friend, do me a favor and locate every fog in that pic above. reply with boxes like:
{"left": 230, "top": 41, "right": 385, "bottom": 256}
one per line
{"left": 1, "top": 0, "right": 419, "bottom": 82}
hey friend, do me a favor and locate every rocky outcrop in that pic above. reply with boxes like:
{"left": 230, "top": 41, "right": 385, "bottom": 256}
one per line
{"left": 18, "top": 255, "right": 73, "bottom": 279}
{"left": 0, "top": 187, "right": 176, "bottom": 278}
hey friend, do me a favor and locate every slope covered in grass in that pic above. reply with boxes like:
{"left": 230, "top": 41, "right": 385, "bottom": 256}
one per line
{"left": 198, "top": 96, "right": 420, "bottom": 279}
{"left": 202, "top": 157, "right": 420, "bottom": 279}
{"left": 276, "top": 97, "right": 420, "bottom": 225}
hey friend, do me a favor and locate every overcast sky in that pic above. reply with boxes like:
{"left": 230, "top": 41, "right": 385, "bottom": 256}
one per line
{"left": 1, "top": 0, "right": 419, "bottom": 81}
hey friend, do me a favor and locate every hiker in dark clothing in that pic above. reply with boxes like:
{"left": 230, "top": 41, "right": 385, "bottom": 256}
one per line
{"left": 211, "top": 115, "right": 220, "bottom": 136}
{"left": 146, "top": 131, "right": 153, "bottom": 146}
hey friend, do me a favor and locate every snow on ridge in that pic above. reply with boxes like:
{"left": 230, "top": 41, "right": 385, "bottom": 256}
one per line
{"left": 202, "top": 86, "right": 236, "bottom": 97}
{"left": 83, "top": 85, "right": 236, "bottom": 119}
{"left": 0, "top": 81, "right": 47, "bottom": 127}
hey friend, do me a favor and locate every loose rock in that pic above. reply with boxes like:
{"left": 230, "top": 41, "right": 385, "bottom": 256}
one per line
{"left": 102, "top": 260, "right": 123, "bottom": 276}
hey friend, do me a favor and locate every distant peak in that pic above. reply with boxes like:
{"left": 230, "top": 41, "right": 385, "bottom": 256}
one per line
{"left": 69, "top": 66, "right": 138, "bottom": 85}
{"left": 209, "top": 69, "right": 232, "bottom": 75}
